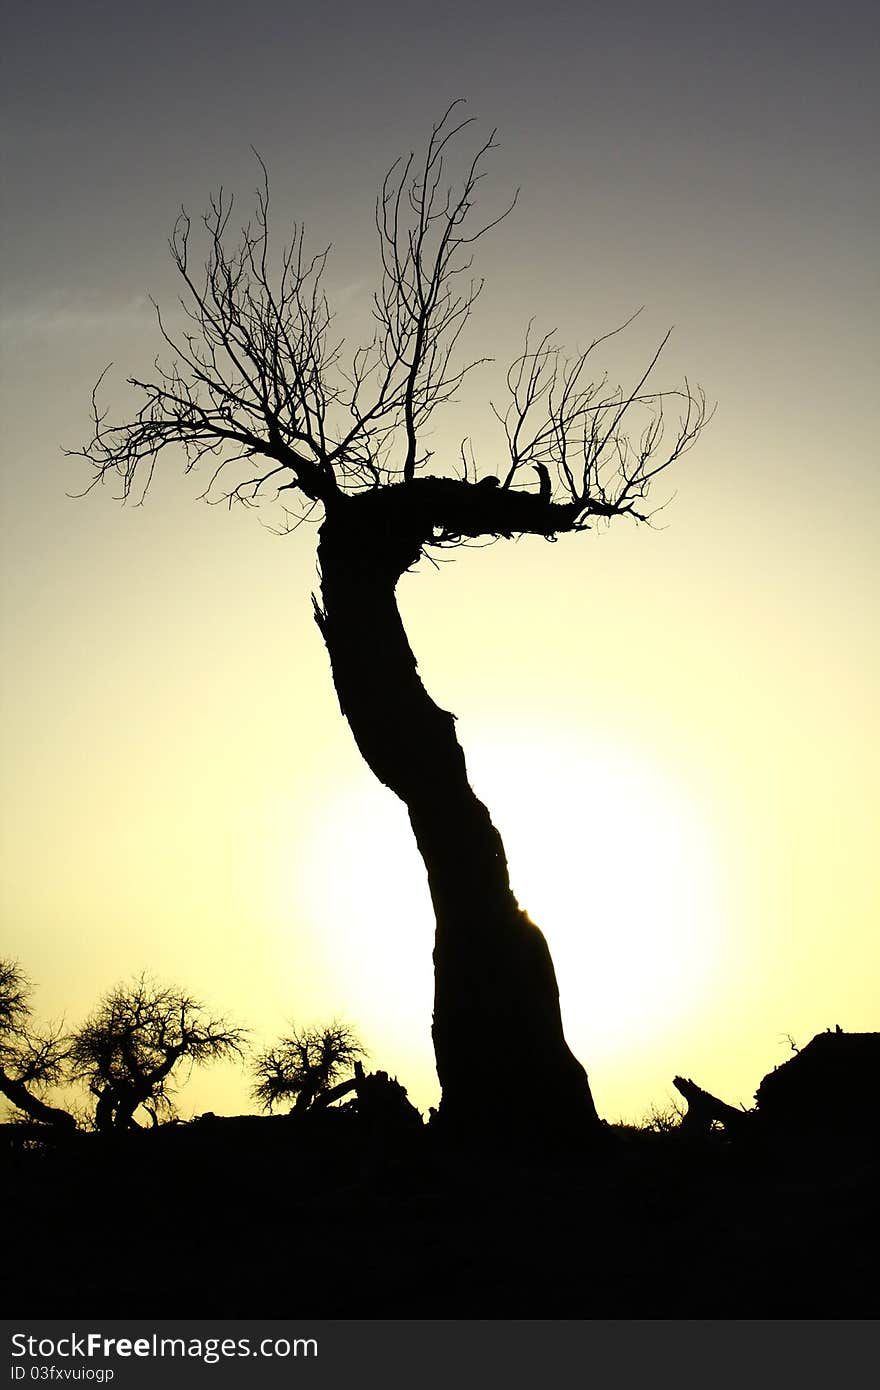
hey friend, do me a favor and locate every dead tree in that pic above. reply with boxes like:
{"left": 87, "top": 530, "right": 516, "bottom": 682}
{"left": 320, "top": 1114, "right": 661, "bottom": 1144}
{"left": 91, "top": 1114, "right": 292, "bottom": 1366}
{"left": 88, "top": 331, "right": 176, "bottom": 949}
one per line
{"left": 0, "top": 959, "right": 75, "bottom": 1130}
{"left": 69, "top": 975, "right": 245, "bottom": 1131}
{"left": 251, "top": 1022, "right": 365, "bottom": 1112}
{"left": 71, "top": 104, "right": 709, "bottom": 1145}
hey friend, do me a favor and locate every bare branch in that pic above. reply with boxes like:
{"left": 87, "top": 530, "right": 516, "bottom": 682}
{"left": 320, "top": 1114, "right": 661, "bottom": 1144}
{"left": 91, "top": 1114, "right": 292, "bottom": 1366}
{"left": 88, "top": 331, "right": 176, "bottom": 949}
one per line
{"left": 251, "top": 1020, "right": 365, "bottom": 1112}
{"left": 489, "top": 315, "right": 711, "bottom": 532}
{"left": 69, "top": 105, "right": 708, "bottom": 548}
{"left": 0, "top": 959, "right": 75, "bottom": 1127}
{"left": 68, "top": 974, "right": 246, "bottom": 1130}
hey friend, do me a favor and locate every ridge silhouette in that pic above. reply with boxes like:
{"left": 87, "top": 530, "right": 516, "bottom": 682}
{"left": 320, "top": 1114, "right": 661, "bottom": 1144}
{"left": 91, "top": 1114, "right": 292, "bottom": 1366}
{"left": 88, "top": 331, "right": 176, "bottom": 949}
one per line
{"left": 3, "top": 958, "right": 876, "bottom": 1318}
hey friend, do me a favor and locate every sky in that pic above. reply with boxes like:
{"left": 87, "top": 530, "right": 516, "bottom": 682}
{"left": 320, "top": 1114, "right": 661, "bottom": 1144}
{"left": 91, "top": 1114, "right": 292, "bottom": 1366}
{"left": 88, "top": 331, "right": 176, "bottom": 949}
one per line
{"left": 1, "top": 0, "right": 877, "bottom": 1125}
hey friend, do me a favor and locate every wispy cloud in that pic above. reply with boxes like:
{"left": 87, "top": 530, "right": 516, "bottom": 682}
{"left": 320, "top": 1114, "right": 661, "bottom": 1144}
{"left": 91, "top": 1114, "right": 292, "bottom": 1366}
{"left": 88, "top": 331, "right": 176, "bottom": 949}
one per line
{"left": 0, "top": 290, "right": 153, "bottom": 337}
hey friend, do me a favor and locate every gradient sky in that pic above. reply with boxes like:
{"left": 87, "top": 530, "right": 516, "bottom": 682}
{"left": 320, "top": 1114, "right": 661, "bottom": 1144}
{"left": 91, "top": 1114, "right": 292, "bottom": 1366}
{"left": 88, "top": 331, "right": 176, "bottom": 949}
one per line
{"left": 1, "top": 0, "right": 877, "bottom": 1124}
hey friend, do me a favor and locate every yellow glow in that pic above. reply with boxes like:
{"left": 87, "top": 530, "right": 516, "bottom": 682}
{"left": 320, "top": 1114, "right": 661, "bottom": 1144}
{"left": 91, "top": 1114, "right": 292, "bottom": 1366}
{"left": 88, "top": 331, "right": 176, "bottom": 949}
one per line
{"left": 465, "top": 727, "right": 728, "bottom": 1060}
{"left": 291, "top": 723, "right": 728, "bottom": 1106}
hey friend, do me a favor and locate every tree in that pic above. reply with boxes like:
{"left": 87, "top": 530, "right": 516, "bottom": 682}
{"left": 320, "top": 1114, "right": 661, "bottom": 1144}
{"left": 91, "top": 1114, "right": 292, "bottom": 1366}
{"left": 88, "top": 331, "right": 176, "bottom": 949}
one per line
{"left": 252, "top": 1021, "right": 365, "bottom": 1112}
{"left": 0, "top": 959, "right": 74, "bottom": 1129}
{"left": 72, "top": 104, "right": 709, "bottom": 1144}
{"left": 68, "top": 975, "right": 246, "bottom": 1131}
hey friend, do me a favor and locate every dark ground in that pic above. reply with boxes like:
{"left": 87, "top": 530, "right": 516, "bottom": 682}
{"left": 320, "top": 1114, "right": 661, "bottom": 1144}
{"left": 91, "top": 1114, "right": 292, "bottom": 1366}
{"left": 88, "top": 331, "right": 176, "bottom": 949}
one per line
{"left": 3, "top": 1114, "right": 876, "bottom": 1318}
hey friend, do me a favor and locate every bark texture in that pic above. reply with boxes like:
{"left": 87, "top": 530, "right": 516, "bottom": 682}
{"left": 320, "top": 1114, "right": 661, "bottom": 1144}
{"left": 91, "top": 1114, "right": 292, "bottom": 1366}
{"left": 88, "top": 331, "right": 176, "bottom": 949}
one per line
{"left": 314, "top": 495, "right": 601, "bottom": 1144}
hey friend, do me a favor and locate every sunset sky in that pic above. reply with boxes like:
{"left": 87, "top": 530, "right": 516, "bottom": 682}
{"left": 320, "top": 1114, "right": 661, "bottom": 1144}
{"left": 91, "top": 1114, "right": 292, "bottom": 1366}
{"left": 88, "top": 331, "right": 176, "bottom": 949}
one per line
{"left": 1, "top": 0, "right": 877, "bottom": 1125}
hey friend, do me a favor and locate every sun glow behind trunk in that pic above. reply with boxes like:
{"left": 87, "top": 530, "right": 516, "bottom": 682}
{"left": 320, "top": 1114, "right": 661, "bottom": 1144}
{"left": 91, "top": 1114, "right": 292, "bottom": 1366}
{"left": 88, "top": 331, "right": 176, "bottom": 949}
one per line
{"left": 465, "top": 727, "right": 728, "bottom": 1061}
{"left": 292, "top": 722, "right": 728, "bottom": 1112}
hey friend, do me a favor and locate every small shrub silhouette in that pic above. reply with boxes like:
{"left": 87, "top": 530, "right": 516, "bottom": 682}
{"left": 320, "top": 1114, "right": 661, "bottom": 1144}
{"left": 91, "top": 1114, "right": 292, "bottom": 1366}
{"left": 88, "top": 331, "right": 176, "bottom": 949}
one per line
{"left": 251, "top": 1021, "right": 365, "bottom": 1112}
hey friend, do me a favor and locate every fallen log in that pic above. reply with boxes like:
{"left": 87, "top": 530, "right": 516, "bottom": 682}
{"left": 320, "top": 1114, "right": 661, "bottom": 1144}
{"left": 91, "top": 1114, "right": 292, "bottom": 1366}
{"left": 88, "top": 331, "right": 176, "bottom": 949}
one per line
{"left": 672, "top": 1075, "right": 752, "bottom": 1137}
{"left": 673, "top": 1029, "right": 880, "bottom": 1141}
{"left": 348, "top": 1061, "right": 423, "bottom": 1132}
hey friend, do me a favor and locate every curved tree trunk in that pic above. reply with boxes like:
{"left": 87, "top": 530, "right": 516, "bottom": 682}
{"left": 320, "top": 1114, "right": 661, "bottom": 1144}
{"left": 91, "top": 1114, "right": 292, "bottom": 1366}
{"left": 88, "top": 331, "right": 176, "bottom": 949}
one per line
{"left": 314, "top": 500, "right": 601, "bottom": 1145}
{"left": 0, "top": 1067, "right": 77, "bottom": 1130}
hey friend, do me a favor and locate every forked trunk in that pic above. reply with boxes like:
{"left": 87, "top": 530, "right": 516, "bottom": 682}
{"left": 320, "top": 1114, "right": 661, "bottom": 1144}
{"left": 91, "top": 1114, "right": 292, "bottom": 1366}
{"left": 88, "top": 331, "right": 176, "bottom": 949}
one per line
{"left": 314, "top": 500, "right": 601, "bottom": 1145}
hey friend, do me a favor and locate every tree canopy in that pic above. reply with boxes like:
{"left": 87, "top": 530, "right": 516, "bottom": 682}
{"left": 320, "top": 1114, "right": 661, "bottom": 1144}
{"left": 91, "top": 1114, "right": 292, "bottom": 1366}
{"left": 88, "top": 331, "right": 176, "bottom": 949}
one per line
{"left": 68, "top": 975, "right": 246, "bottom": 1130}
{"left": 0, "top": 959, "right": 73, "bottom": 1128}
{"left": 72, "top": 102, "right": 707, "bottom": 548}
{"left": 252, "top": 1021, "right": 365, "bottom": 1112}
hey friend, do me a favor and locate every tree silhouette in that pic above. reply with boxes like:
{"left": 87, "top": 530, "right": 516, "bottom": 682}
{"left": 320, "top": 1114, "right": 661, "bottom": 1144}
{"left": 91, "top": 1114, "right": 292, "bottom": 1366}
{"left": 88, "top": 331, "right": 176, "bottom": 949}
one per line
{"left": 72, "top": 104, "right": 708, "bottom": 1143}
{"left": 68, "top": 975, "right": 245, "bottom": 1131}
{"left": 0, "top": 959, "right": 74, "bottom": 1128}
{"left": 252, "top": 1021, "right": 365, "bottom": 1112}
